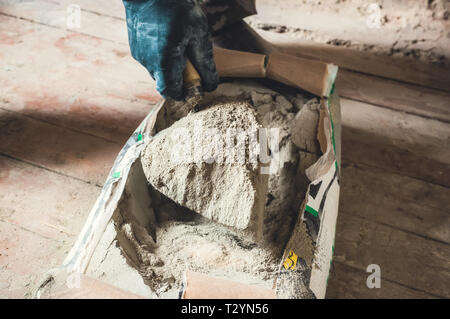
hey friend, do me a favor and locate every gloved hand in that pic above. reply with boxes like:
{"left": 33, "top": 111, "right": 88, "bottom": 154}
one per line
{"left": 123, "top": 0, "right": 219, "bottom": 100}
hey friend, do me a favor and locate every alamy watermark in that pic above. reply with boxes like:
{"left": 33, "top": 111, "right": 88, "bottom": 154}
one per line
{"left": 366, "top": 3, "right": 383, "bottom": 29}
{"left": 66, "top": 265, "right": 81, "bottom": 289}
{"left": 169, "top": 120, "right": 281, "bottom": 175}
{"left": 366, "top": 264, "right": 381, "bottom": 288}
{"left": 67, "top": 4, "right": 81, "bottom": 29}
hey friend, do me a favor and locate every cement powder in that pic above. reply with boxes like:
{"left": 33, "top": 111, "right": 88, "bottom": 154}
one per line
{"left": 117, "top": 80, "right": 320, "bottom": 297}
{"left": 141, "top": 102, "right": 268, "bottom": 240}
{"left": 137, "top": 219, "right": 280, "bottom": 296}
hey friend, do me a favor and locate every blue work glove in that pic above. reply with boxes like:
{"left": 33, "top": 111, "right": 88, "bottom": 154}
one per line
{"left": 123, "top": 0, "right": 219, "bottom": 100}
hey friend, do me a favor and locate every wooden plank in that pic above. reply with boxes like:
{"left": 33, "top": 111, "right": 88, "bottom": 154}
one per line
{"left": 337, "top": 69, "right": 450, "bottom": 123}
{"left": 0, "top": 0, "right": 128, "bottom": 44}
{"left": 0, "top": 14, "right": 157, "bottom": 144}
{"left": 0, "top": 109, "right": 122, "bottom": 186}
{"left": 0, "top": 154, "right": 99, "bottom": 298}
{"left": 0, "top": 219, "right": 64, "bottom": 298}
{"left": 331, "top": 214, "right": 450, "bottom": 298}
{"left": 341, "top": 98, "right": 450, "bottom": 187}
{"left": 257, "top": 30, "right": 450, "bottom": 92}
{"left": 326, "top": 262, "right": 437, "bottom": 299}
{"left": 0, "top": 155, "right": 100, "bottom": 241}
{"left": 340, "top": 163, "right": 450, "bottom": 244}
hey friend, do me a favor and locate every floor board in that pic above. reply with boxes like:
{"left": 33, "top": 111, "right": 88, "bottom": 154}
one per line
{"left": 326, "top": 262, "right": 438, "bottom": 299}
{"left": 259, "top": 29, "right": 450, "bottom": 92}
{"left": 337, "top": 70, "right": 450, "bottom": 123}
{"left": 0, "top": 109, "right": 122, "bottom": 186}
{"left": 0, "top": 156, "right": 100, "bottom": 298}
{"left": 341, "top": 99, "right": 450, "bottom": 187}
{"left": 338, "top": 163, "right": 450, "bottom": 244}
{"left": 330, "top": 213, "right": 450, "bottom": 298}
{"left": 0, "top": 14, "right": 157, "bottom": 145}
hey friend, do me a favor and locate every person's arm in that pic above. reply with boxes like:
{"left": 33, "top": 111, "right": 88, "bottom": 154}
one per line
{"left": 123, "top": 0, "right": 219, "bottom": 100}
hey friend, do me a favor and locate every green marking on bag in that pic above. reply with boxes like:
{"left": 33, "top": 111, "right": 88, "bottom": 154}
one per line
{"left": 112, "top": 171, "right": 120, "bottom": 178}
{"left": 137, "top": 133, "right": 143, "bottom": 141}
{"left": 330, "top": 82, "right": 335, "bottom": 96}
{"left": 305, "top": 205, "right": 318, "bottom": 217}
{"left": 327, "top": 97, "right": 337, "bottom": 155}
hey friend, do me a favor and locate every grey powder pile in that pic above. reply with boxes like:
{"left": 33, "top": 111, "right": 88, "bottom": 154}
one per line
{"left": 123, "top": 80, "right": 320, "bottom": 297}
{"left": 141, "top": 101, "right": 268, "bottom": 241}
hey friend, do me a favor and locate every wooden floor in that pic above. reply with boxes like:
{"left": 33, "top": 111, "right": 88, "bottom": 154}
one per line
{"left": 0, "top": 0, "right": 449, "bottom": 298}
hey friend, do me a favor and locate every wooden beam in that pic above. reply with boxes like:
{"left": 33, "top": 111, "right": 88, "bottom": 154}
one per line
{"left": 337, "top": 69, "right": 450, "bottom": 123}
{"left": 259, "top": 30, "right": 450, "bottom": 92}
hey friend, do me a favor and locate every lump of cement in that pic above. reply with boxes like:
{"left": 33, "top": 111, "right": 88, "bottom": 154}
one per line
{"left": 141, "top": 102, "right": 269, "bottom": 241}
{"left": 292, "top": 99, "right": 321, "bottom": 154}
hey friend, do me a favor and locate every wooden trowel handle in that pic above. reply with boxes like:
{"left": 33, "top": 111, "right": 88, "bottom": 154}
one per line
{"left": 183, "top": 59, "right": 202, "bottom": 91}
{"left": 213, "top": 47, "right": 267, "bottom": 78}
{"left": 212, "top": 47, "right": 338, "bottom": 98}
{"left": 266, "top": 53, "right": 338, "bottom": 98}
